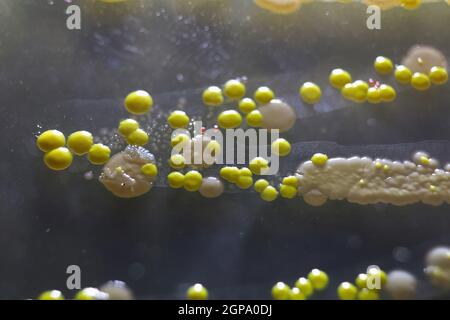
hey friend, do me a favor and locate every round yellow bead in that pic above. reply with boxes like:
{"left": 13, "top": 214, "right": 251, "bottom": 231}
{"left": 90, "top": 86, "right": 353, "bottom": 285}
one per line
{"left": 118, "top": 119, "right": 139, "bottom": 137}
{"left": 87, "top": 143, "right": 111, "bottom": 165}
{"left": 337, "top": 282, "right": 358, "bottom": 300}
{"left": 279, "top": 184, "right": 297, "bottom": 199}
{"left": 254, "top": 179, "right": 270, "bottom": 193}
{"left": 352, "top": 80, "right": 369, "bottom": 103}
{"left": 271, "top": 138, "right": 291, "bottom": 157}
{"left": 261, "top": 186, "right": 278, "bottom": 202}
{"left": 223, "top": 79, "right": 246, "bottom": 100}
{"left": 171, "top": 133, "right": 190, "bottom": 148}
{"left": 240, "top": 167, "right": 253, "bottom": 177}
{"left": 341, "top": 83, "right": 356, "bottom": 100}
{"left": 329, "top": 68, "right": 352, "bottom": 89}
{"left": 75, "top": 288, "right": 108, "bottom": 300}
{"left": 311, "top": 153, "right": 328, "bottom": 166}
{"left": 246, "top": 110, "right": 263, "bottom": 127}
{"left": 184, "top": 170, "right": 203, "bottom": 192}
{"left": 271, "top": 282, "right": 290, "bottom": 300}
{"left": 124, "top": 90, "right": 153, "bottom": 115}
{"left": 249, "top": 157, "right": 269, "bottom": 175}
{"left": 401, "top": 0, "right": 421, "bottom": 9}
{"left": 374, "top": 56, "right": 394, "bottom": 75}
{"left": 308, "top": 269, "right": 329, "bottom": 290}
{"left": 295, "top": 277, "right": 314, "bottom": 297}
{"left": 141, "top": 163, "right": 158, "bottom": 177}
{"left": 67, "top": 131, "right": 93, "bottom": 156}
{"left": 168, "top": 110, "right": 190, "bottom": 129}
{"left": 254, "top": 86, "right": 275, "bottom": 105}
{"left": 367, "top": 87, "right": 382, "bottom": 104}
{"left": 169, "top": 154, "right": 186, "bottom": 170}
{"left": 217, "top": 110, "right": 242, "bottom": 129}
{"left": 38, "top": 290, "right": 64, "bottom": 300}
{"left": 126, "top": 129, "right": 149, "bottom": 146}
{"left": 355, "top": 273, "right": 368, "bottom": 289}
{"left": 411, "top": 72, "right": 431, "bottom": 91}
{"left": 44, "top": 147, "right": 73, "bottom": 171}
{"left": 238, "top": 98, "right": 257, "bottom": 114}
{"left": 289, "top": 287, "right": 306, "bottom": 300}
{"left": 220, "top": 166, "right": 240, "bottom": 183}
{"left": 202, "top": 86, "right": 224, "bottom": 106}
{"left": 236, "top": 175, "right": 253, "bottom": 189}
{"left": 379, "top": 84, "right": 396, "bottom": 102}
{"left": 187, "top": 283, "right": 208, "bottom": 300}
{"left": 167, "top": 172, "right": 185, "bottom": 189}
{"left": 429, "top": 66, "right": 448, "bottom": 85}
{"left": 367, "top": 267, "right": 388, "bottom": 287}
{"left": 282, "top": 175, "right": 298, "bottom": 188}
{"left": 36, "top": 130, "right": 66, "bottom": 152}
{"left": 358, "top": 288, "right": 379, "bottom": 300}
{"left": 300, "top": 82, "right": 322, "bottom": 104}
{"left": 395, "top": 65, "right": 412, "bottom": 84}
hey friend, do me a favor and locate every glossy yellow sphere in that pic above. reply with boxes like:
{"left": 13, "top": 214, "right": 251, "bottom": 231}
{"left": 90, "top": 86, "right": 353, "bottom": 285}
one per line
{"left": 249, "top": 157, "right": 269, "bottom": 175}
{"left": 187, "top": 283, "right": 209, "bottom": 300}
{"left": 358, "top": 288, "right": 380, "bottom": 300}
{"left": 223, "top": 79, "right": 246, "bottom": 100}
{"left": 202, "top": 86, "right": 224, "bottom": 106}
{"left": 311, "top": 153, "right": 328, "bottom": 166}
{"left": 271, "top": 282, "right": 290, "bottom": 300}
{"left": 308, "top": 269, "right": 329, "bottom": 290}
{"left": 236, "top": 175, "right": 253, "bottom": 189}
{"left": 38, "top": 290, "right": 64, "bottom": 300}
{"left": 300, "top": 82, "right": 322, "bottom": 104}
{"left": 295, "top": 277, "right": 314, "bottom": 297}
{"left": 279, "top": 184, "right": 297, "bottom": 199}
{"left": 261, "top": 186, "right": 279, "bottom": 202}
{"left": 36, "top": 130, "right": 66, "bottom": 152}
{"left": 329, "top": 68, "right": 352, "bottom": 89}
{"left": 171, "top": 133, "right": 190, "bottom": 148}
{"left": 271, "top": 138, "right": 291, "bottom": 157}
{"left": 87, "top": 143, "right": 111, "bottom": 165}
{"left": 289, "top": 287, "right": 306, "bottom": 300}
{"left": 367, "top": 87, "right": 382, "bottom": 104}
{"left": 169, "top": 154, "right": 186, "bottom": 170}
{"left": 183, "top": 170, "right": 203, "bottom": 192}
{"left": 355, "top": 273, "right": 368, "bottom": 289}
{"left": 367, "top": 267, "right": 388, "bottom": 287}
{"left": 395, "top": 65, "right": 412, "bottom": 84}
{"left": 118, "top": 119, "right": 139, "bottom": 137}
{"left": 379, "top": 84, "right": 397, "bottom": 102}
{"left": 429, "top": 66, "right": 448, "bottom": 85}
{"left": 282, "top": 175, "right": 298, "bottom": 188}
{"left": 411, "top": 72, "right": 431, "bottom": 91}
{"left": 246, "top": 110, "right": 263, "bottom": 127}
{"left": 141, "top": 163, "right": 158, "bottom": 177}
{"left": 239, "top": 98, "right": 257, "bottom": 114}
{"left": 220, "top": 166, "right": 240, "bottom": 183}
{"left": 254, "top": 179, "right": 270, "bottom": 193}
{"left": 67, "top": 131, "right": 93, "bottom": 156}
{"left": 337, "top": 282, "right": 358, "bottom": 300}
{"left": 374, "top": 56, "right": 394, "bottom": 75}
{"left": 74, "top": 288, "right": 108, "bottom": 300}
{"left": 44, "top": 147, "right": 73, "bottom": 171}
{"left": 126, "top": 129, "right": 149, "bottom": 146}
{"left": 254, "top": 86, "right": 275, "bottom": 105}
{"left": 217, "top": 110, "right": 242, "bottom": 129}
{"left": 167, "top": 172, "right": 185, "bottom": 189}
{"left": 124, "top": 90, "right": 153, "bottom": 115}
{"left": 168, "top": 110, "right": 190, "bottom": 129}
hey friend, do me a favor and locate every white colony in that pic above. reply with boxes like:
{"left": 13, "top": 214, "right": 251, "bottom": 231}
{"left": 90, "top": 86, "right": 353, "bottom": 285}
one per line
{"left": 199, "top": 177, "right": 225, "bottom": 198}
{"left": 259, "top": 99, "right": 297, "bottom": 133}
{"left": 424, "top": 246, "right": 450, "bottom": 289}
{"left": 402, "top": 45, "right": 448, "bottom": 74}
{"left": 296, "top": 151, "right": 450, "bottom": 206}
{"left": 385, "top": 270, "right": 417, "bottom": 300}
{"left": 99, "top": 280, "right": 134, "bottom": 300}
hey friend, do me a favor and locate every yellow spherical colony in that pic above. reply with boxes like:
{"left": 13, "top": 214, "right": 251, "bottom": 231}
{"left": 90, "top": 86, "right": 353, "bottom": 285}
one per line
{"left": 169, "top": 154, "right": 186, "bottom": 170}
{"left": 67, "top": 131, "right": 93, "bottom": 156}
{"left": 355, "top": 273, "right": 369, "bottom": 289}
{"left": 271, "top": 138, "right": 291, "bottom": 157}
{"left": 168, "top": 110, "right": 190, "bottom": 129}
{"left": 87, "top": 143, "right": 111, "bottom": 165}
{"left": 170, "top": 133, "right": 190, "bottom": 148}
{"left": 289, "top": 287, "right": 306, "bottom": 300}
{"left": 279, "top": 184, "right": 297, "bottom": 199}
{"left": 236, "top": 168, "right": 254, "bottom": 189}
{"left": 38, "top": 290, "right": 64, "bottom": 300}
{"left": 183, "top": 170, "right": 203, "bottom": 192}
{"left": 220, "top": 166, "right": 240, "bottom": 183}
{"left": 311, "top": 153, "right": 328, "bottom": 166}
{"left": 401, "top": 0, "right": 421, "bottom": 9}
{"left": 44, "top": 147, "right": 73, "bottom": 171}
{"left": 300, "top": 82, "right": 322, "bottom": 104}
{"left": 379, "top": 84, "right": 397, "bottom": 102}
{"left": 352, "top": 80, "right": 369, "bottom": 103}
{"left": 126, "top": 129, "right": 149, "bottom": 146}
{"left": 261, "top": 185, "right": 279, "bottom": 202}
{"left": 429, "top": 66, "right": 448, "bottom": 85}
{"left": 411, "top": 72, "right": 431, "bottom": 91}
{"left": 118, "top": 119, "right": 139, "bottom": 137}
{"left": 358, "top": 288, "right": 380, "bottom": 300}
{"left": 308, "top": 269, "right": 329, "bottom": 290}
{"left": 337, "top": 282, "right": 358, "bottom": 300}
{"left": 246, "top": 110, "right": 263, "bottom": 127}
{"left": 374, "top": 56, "right": 394, "bottom": 75}
{"left": 239, "top": 98, "right": 257, "bottom": 114}
{"left": 36, "top": 130, "right": 66, "bottom": 152}
{"left": 249, "top": 157, "right": 269, "bottom": 175}
{"left": 395, "top": 65, "right": 413, "bottom": 84}
{"left": 141, "top": 163, "right": 158, "bottom": 177}
{"left": 187, "top": 283, "right": 208, "bottom": 300}
{"left": 223, "top": 79, "right": 246, "bottom": 100}
{"left": 202, "top": 86, "right": 224, "bottom": 106}
{"left": 254, "top": 86, "right": 275, "bottom": 105}
{"left": 217, "top": 110, "right": 242, "bottom": 129}
{"left": 367, "top": 87, "right": 382, "bottom": 104}
{"left": 254, "top": 179, "right": 270, "bottom": 193}
{"left": 282, "top": 176, "right": 298, "bottom": 188}
{"left": 167, "top": 172, "right": 185, "bottom": 189}
{"left": 329, "top": 68, "right": 352, "bottom": 89}
{"left": 295, "top": 277, "right": 314, "bottom": 297}
{"left": 124, "top": 90, "right": 153, "bottom": 115}
{"left": 271, "top": 282, "right": 290, "bottom": 300}
{"left": 367, "top": 266, "right": 388, "bottom": 287}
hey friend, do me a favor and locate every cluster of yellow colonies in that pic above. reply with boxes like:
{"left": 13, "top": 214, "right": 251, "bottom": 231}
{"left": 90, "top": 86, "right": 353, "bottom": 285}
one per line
{"left": 271, "top": 269, "right": 329, "bottom": 300}
{"left": 36, "top": 129, "right": 110, "bottom": 170}
{"left": 337, "top": 267, "right": 388, "bottom": 300}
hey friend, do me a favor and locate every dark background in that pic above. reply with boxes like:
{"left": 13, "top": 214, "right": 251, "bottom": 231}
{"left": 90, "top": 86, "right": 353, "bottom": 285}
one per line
{"left": 0, "top": 0, "right": 449, "bottom": 299}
